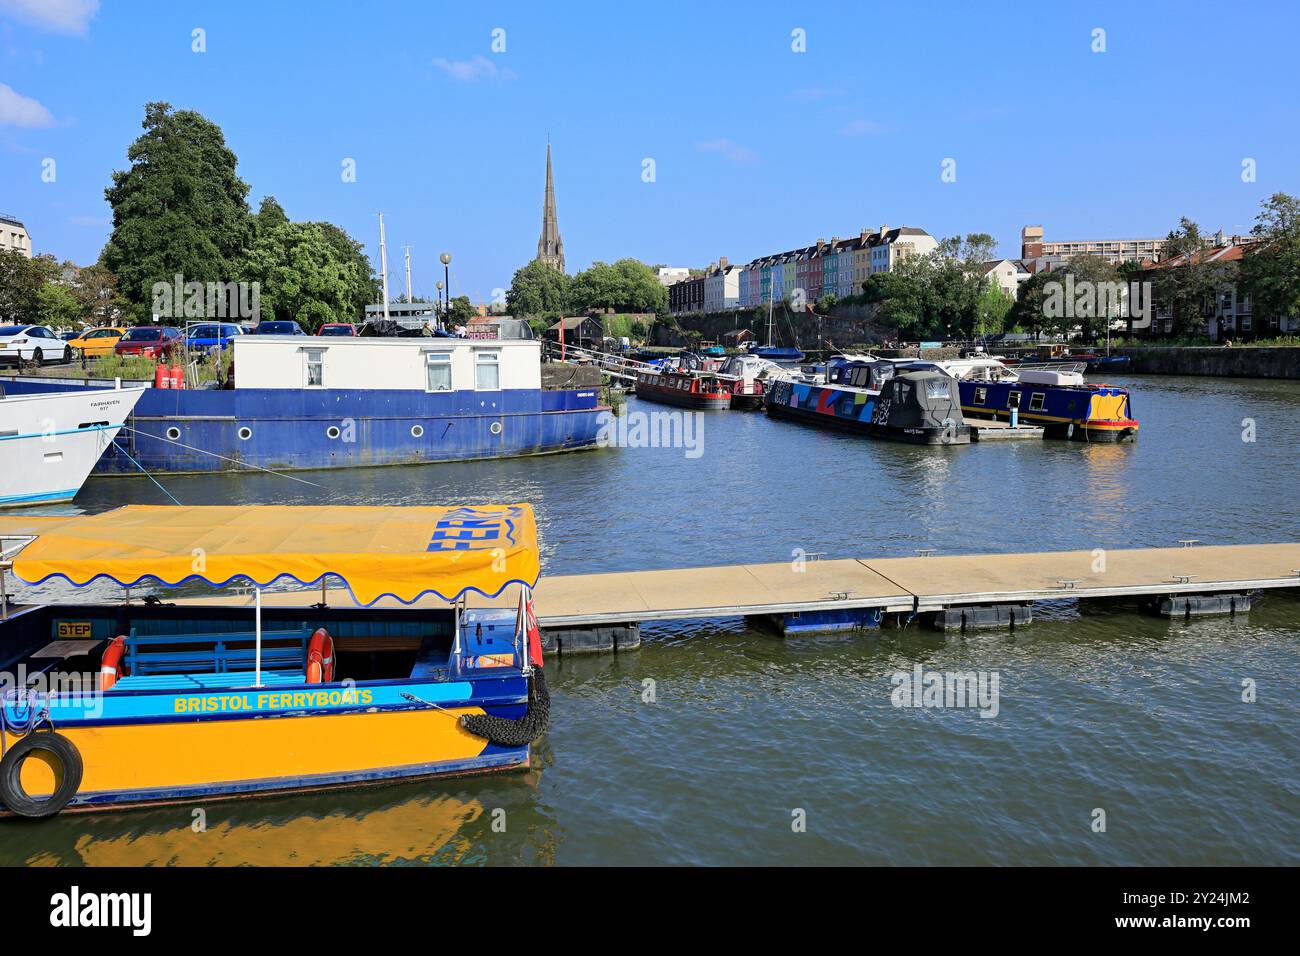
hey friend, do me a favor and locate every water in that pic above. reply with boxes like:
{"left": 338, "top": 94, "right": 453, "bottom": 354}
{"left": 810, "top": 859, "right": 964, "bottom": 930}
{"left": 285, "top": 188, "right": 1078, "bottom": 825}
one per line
{"left": 3, "top": 374, "right": 1298, "bottom": 865}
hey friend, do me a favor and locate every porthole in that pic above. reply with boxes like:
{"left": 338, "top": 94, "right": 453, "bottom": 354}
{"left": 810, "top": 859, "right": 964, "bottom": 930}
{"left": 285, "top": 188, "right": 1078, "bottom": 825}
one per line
{"left": 238, "top": 427, "right": 252, "bottom": 441}
{"left": 490, "top": 421, "right": 503, "bottom": 435}
{"left": 326, "top": 425, "right": 341, "bottom": 440}
{"left": 165, "top": 427, "right": 181, "bottom": 441}
{"left": 411, "top": 425, "right": 424, "bottom": 438}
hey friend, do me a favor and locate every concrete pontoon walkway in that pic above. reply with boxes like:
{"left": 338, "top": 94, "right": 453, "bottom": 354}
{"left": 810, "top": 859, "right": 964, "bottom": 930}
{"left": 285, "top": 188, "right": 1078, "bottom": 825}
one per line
{"left": 170, "top": 543, "right": 1300, "bottom": 626}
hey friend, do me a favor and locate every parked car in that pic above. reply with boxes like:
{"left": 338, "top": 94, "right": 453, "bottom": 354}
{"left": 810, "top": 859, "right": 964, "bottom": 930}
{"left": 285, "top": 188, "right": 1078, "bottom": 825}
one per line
{"left": 186, "top": 322, "right": 244, "bottom": 350}
{"left": 66, "top": 326, "right": 128, "bottom": 358}
{"left": 253, "top": 320, "right": 306, "bottom": 335}
{"left": 114, "top": 326, "right": 183, "bottom": 359}
{"left": 0, "top": 325, "right": 71, "bottom": 366}
{"left": 317, "top": 323, "right": 356, "bottom": 336}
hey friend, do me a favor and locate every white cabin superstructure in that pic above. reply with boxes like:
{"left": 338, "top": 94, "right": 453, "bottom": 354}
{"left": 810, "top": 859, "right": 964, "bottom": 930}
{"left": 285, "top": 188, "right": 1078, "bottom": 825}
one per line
{"left": 232, "top": 337, "right": 544, "bottom": 392}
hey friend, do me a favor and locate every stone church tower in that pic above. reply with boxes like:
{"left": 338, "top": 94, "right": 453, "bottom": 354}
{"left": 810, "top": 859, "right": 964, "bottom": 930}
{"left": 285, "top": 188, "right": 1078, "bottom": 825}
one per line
{"left": 536, "top": 143, "right": 565, "bottom": 273}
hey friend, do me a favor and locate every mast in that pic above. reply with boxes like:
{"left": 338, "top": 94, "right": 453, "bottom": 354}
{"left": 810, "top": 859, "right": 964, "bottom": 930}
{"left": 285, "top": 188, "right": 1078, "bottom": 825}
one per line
{"left": 403, "top": 244, "right": 413, "bottom": 304}
{"left": 378, "top": 213, "right": 390, "bottom": 321}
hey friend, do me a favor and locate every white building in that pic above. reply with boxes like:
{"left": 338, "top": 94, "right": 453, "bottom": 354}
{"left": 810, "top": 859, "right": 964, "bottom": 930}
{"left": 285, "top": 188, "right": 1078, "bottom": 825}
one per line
{"left": 978, "top": 259, "right": 1032, "bottom": 299}
{"left": 655, "top": 266, "right": 690, "bottom": 287}
{"left": 869, "top": 225, "right": 937, "bottom": 274}
{"left": 1, "top": 216, "right": 31, "bottom": 258}
{"left": 703, "top": 258, "right": 742, "bottom": 312}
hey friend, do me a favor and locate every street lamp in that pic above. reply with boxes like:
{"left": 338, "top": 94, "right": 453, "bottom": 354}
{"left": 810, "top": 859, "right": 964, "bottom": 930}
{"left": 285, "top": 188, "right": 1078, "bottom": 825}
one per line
{"left": 435, "top": 281, "right": 444, "bottom": 328}
{"left": 439, "top": 252, "right": 451, "bottom": 326}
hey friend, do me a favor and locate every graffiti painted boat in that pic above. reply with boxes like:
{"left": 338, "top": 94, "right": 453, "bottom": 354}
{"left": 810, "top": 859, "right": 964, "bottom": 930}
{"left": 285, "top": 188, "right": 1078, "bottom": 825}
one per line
{"left": 766, "top": 362, "right": 971, "bottom": 445}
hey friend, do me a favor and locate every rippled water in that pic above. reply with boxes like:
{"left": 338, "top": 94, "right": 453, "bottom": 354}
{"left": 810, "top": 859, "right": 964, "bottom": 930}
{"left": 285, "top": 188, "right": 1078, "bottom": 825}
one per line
{"left": 4, "top": 374, "right": 1299, "bottom": 865}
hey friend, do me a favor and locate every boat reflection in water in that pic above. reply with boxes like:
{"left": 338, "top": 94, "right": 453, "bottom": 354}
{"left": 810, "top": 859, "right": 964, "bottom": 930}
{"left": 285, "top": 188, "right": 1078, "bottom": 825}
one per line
{"left": 24, "top": 789, "right": 488, "bottom": 867}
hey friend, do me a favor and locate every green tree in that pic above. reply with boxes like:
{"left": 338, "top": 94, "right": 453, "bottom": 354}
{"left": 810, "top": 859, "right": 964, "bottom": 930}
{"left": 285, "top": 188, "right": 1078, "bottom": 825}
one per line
{"left": 72, "top": 262, "right": 128, "bottom": 326}
{"left": 861, "top": 235, "right": 997, "bottom": 340}
{"left": 447, "top": 295, "right": 477, "bottom": 325}
{"left": 103, "top": 102, "right": 253, "bottom": 309}
{"left": 0, "top": 250, "right": 55, "bottom": 324}
{"left": 862, "top": 267, "right": 930, "bottom": 340}
{"left": 506, "top": 258, "right": 572, "bottom": 317}
{"left": 240, "top": 219, "right": 374, "bottom": 329}
{"left": 1152, "top": 218, "right": 1235, "bottom": 337}
{"left": 1240, "top": 192, "right": 1300, "bottom": 327}
{"left": 570, "top": 259, "right": 667, "bottom": 314}
{"left": 975, "top": 283, "right": 1014, "bottom": 338}
{"left": 36, "top": 282, "right": 81, "bottom": 328}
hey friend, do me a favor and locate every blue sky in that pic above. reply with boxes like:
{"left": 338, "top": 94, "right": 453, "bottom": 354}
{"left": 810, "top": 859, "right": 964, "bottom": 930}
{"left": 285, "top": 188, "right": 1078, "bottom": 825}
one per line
{"left": 2, "top": 0, "right": 1298, "bottom": 303}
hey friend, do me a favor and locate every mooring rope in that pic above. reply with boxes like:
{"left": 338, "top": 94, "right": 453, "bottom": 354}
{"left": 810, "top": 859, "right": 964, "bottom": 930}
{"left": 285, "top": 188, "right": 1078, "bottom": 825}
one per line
{"left": 120, "top": 425, "right": 322, "bottom": 487}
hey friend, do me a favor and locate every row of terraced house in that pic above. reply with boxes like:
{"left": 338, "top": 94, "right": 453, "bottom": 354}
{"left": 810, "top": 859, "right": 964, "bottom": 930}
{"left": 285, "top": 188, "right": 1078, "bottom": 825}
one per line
{"left": 668, "top": 225, "right": 938, "bottom": 316}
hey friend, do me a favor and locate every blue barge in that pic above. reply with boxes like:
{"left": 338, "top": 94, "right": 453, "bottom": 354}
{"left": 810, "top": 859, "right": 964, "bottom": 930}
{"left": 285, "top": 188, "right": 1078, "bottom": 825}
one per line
{"left": 0, "top": 337, "right": 606, "bottom": 474}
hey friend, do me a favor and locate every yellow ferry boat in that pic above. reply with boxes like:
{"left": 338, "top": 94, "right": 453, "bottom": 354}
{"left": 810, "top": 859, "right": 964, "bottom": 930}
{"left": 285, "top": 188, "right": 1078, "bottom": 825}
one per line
{"left": 0, "top": 504, "right": 548, "bottom": 817}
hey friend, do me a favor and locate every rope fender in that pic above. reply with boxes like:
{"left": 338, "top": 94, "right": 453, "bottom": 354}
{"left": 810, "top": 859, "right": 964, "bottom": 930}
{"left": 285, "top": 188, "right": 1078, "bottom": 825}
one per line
{"left": 460, "top": 668, "right": 550, "bottom": 747}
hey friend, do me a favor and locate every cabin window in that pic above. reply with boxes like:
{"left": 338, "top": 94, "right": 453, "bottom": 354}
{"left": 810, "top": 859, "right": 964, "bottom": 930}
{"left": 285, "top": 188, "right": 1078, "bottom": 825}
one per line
{"left": 974, "top": 387, "right": 987, "bottom": 405}
{"left": 425, "top": 352, "right": 453, "bottom": 392}
{"left": 305, "top": 349, "right": 324, "bottom": 387}
{"left": 476, "top": 351, "right": 501, "bottom": 391}
{"left": 1029, "top": 392, "right": 1046, "bottom": 412}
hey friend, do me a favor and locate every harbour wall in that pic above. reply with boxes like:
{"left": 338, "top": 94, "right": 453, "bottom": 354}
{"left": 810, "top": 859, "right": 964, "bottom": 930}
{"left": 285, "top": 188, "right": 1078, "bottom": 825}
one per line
{"left": 1111, "top": 347, "right": 1300, "bottom": 379}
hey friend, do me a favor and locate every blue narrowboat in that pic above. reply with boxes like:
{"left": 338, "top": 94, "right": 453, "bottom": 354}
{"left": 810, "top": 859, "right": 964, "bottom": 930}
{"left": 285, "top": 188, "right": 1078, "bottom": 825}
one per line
{"left": 934, "top": 358, "right": 1138, "bottom": 442}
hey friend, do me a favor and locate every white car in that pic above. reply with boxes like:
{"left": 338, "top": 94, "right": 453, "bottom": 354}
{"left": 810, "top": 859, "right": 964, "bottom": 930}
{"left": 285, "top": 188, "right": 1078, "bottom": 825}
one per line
{"left": 0, "top": 324, "right": 71, "bottom": 367}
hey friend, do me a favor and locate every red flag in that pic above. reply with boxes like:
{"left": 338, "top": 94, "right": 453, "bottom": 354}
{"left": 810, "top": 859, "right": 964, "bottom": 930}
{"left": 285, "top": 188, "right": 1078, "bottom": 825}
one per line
{"left": 526, "top": 590, "right": 543, "bottom": 668}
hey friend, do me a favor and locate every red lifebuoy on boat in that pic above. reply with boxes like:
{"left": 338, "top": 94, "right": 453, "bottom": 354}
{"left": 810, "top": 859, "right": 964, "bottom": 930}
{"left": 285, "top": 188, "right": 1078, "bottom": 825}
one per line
{"left": 99, "top": 635, "right": 128, "bottom": 691}
{"left": 305, "top": 628, "right": 335, "bottom": 684}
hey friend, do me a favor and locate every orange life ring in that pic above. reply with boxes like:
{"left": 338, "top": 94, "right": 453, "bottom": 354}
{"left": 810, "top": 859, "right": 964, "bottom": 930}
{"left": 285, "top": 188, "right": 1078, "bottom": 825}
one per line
{"left": 305, "top": 627, "right": 335, "bottom": 684}
{"left": 99, "top": 635, "right": 128, "bottom": 691}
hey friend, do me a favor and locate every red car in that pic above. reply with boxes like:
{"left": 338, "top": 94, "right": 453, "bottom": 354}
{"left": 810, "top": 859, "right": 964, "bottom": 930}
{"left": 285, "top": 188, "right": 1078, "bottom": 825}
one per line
{"left": 114, "top": 326, "right": 183, "bottom": 359}
{"left": 317, "top": 323, "right": 357, "bottom": 336}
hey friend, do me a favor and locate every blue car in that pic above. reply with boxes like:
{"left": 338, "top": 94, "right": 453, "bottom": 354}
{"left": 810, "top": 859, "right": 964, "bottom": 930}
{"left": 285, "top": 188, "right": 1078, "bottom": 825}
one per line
{"left": 254, "top": 320, "right": 306, "bottom": 335}
{"left": 186, "top": 322, "right": 244, "bottom": 350}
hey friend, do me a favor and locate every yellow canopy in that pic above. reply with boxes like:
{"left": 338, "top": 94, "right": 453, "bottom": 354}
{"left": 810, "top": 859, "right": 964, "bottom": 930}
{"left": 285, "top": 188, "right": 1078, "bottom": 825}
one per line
{"left": 3, "top": 504, "right": 540, "bottom": 606}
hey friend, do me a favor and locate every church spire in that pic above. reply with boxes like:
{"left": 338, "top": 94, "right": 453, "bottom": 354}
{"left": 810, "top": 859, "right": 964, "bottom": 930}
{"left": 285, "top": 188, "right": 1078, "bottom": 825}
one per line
{"left": 537, "top": 142, "right": 565, "bottom": 273}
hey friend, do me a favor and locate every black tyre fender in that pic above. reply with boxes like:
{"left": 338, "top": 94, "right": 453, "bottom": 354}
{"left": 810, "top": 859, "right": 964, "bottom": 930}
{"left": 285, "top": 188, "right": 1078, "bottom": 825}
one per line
{"left": 31, "top": 347, "right": 44, "bottom": 368}
{"left": 0, "top": 732, "right": 83, "bottom": 818}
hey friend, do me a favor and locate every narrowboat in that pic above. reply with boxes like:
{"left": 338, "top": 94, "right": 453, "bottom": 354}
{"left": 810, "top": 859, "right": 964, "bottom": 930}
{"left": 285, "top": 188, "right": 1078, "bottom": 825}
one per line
{"left": 932, "top": 358, "right": 1138, "bottom": 442}
{"left": 0, "top": 385, "right": 144, "bottom": 507}
{"left": 717, "top": 354, "right": 787, "bottom": 410}
{"left": 0, "top": 336, "right": 606, "bottom": 474}
{"left": 0, "top": 503, "right": 548, "bottom": 816}
{"left": 634, "top": 368, "right": 732, "bottom": 410}
{"left": 765, "top": 362, "right": 970, "bottom": 445}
